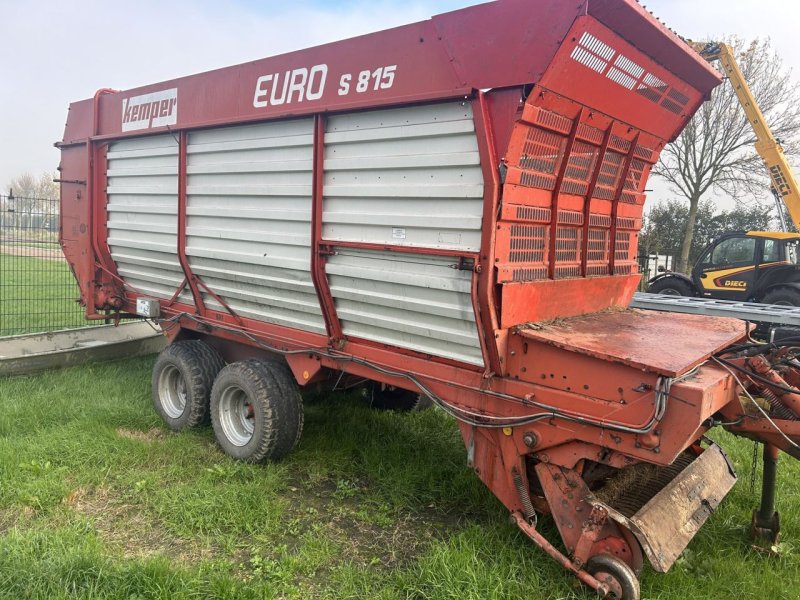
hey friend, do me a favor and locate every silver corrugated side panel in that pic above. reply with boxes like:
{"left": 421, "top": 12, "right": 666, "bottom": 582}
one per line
{"left": 106, "top": 135, "right": 189, "bottom": 302}
{"left": 323, "top": 102, "right": 484, "bottom": 252}
{"left": 326, "top": 249, "right": 483, "bottom": 366}
{"left": 186, "top": 119, "right": 325, "bottom": 334}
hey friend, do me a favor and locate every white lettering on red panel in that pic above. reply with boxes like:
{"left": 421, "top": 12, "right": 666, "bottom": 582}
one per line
{"left": 122, "top": 88, "right": 178, "bottom": 132}
{"left": 253, "top": 64, "right": 397, "bottom": 108}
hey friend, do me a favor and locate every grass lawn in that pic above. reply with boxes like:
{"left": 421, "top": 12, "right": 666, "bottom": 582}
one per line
{"left": 0, "top": 356, "right": 799, "bottom": 599}
{"left": 0, "top": 251, "right": 87, "bottom": 336}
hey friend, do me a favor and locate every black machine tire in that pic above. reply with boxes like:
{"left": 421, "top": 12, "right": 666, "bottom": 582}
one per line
{"left": 210, "top": 359, "right": 302, "bottom": 463}
{"left": 761, "top": 286, "right": 800, "bottom": 307}
{"left": 587, "top": 554, "right": 640, "bottom": 600}
{"left": 365, "top": 381, "right": 433, "bottom": 412}
{"left": 647, "top": 276, "right": 694, "bottom": 297}
{"left": 261, "top": 361, "right": 304, "bottom": 450}
{"left": 151, "top": 340, "right": 225, "bottom": 431}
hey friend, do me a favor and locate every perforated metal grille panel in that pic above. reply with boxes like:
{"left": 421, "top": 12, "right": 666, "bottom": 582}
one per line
{"left": 323, "top": 102, "right": 484, "bottom": 252}
{"left": 326, "top": 249, "right": 483, "bottom": 365}
{"left": 185, "top": 119, "right": 325, "bottom": 334}
{"left": 499, "top": 102, "right": 652, "bottom": 283}
{"left": 571, "top": 31, "right": 690, "bottom": 117}
{"left": 106, "top": 135, "right": 187, "bottom": 301}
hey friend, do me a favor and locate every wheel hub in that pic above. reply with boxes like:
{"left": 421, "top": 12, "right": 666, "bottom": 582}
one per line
{"left": 594, "top": 570, "right": 624, "bottom": 598}
{"left": 158, "top": 364, "right": 188, "bottom": 419}
{"left": 218, "top": 384, "right": 255, "bottom": 446}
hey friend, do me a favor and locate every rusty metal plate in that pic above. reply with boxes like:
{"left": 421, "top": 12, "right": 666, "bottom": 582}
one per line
{"left": 604, "top": 443, "right": 737, "bottom": 573}
{"left": 517, "top": 309, "right": 746, "bottom": 377}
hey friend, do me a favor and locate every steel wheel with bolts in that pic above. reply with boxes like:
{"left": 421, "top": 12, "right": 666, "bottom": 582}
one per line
{"left": 587, "top": 554, "right": 640, "bottom": 600}
{"left": 158, "top": 364, "right": 188, "bottom": 419}
{"left": 210, "top": 359, "right": 302, "bottom": 462}
{"left": 217, "top": 384, "right": 256, "bottom": 446}
{"left": 151, "top": 340, "right": 225, "bottom": 431}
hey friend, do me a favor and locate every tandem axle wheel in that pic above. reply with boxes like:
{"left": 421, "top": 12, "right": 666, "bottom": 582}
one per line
{"left": 210, "top": 359, "right": 304, "bottom": 462}
{"left": 151, "top": 343, "right": 304, "bottom": 463}
{"left": 151, "top": 340, "right": 224, "bottom": 430}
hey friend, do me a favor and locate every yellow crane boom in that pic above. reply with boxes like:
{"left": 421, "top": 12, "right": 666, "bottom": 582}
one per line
{"left": 689, "top": 41, "right": 800, "bottom": 231}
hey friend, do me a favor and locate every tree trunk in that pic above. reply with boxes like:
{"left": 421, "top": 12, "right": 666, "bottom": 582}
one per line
{"left": 678, "top": 194, "right": 701, "bottom": 273}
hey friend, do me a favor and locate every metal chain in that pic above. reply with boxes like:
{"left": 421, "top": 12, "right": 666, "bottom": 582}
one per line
{"left": 750, "top": 441, "right": 759, "bottom": 495}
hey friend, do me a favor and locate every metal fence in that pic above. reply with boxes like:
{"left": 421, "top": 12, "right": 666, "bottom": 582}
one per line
{"left": 0, "top": 193, "right": 88, "bottom": 336}
{"left": 637, "top": 253, "right": 675, "bottom": 291}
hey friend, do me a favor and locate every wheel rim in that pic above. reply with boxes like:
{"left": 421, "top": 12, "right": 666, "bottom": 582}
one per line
{"left": 659, "top": 288, "right": 681, "bottom": 296}
{"left": 587, "top": 554, "right": 639, "bottom": 600}
{"left": 158, "top": 364, "right": 188, "bottom": 419}
{"left": 218, "top": 384, "right": 255, "bottom": 446}
{"left": 594, "top": 570, "right": 624, "bottom": 599}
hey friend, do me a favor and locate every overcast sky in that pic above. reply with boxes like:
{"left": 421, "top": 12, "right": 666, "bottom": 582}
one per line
{"left": 1, "top": 0, "right": 797, "bottom": 209}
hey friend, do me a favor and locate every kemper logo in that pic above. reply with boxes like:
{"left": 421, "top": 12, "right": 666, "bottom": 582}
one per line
{"left": 122, "top": 88, "right": 178, "bottom": 132}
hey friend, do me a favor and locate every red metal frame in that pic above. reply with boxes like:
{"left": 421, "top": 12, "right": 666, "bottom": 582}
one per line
{"left": 88, "top": 89, "right": 116, "bottom": 278}
{"left": 581, "top": 125, "right": 614, "bottom": 276}
{"left": 609, "top": 133, "right": 640, "bottom": 275}
{"left": 328, "top": 240, "right": 478, "bottom": 260}
{"left": 87, "top": 89, "right": 126, "bottom": 318}
{"left": 310, "top": 114, "right": 344, "bottom": 344}
{"left": 548, "top": 107, "right": 584, "bottom": 280}
{"left": 473, "top": 92, "right": 504, "bottom": 375}
{"left": 177, "top": 130, "right": 207, "bottom": 314}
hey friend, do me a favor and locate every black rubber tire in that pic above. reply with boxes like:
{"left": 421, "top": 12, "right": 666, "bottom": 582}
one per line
{"left": 151, "top": 340, "right": 225, "bottom": 431}
{"left": 210, "top": 359, "right": 302, "bottom": 463}
{"left": 587, "top": 554, "right": 640, "bottom": 600}
{"left": 365, "top": 382, "right": 432, "bottom": 412}
{"left": 260, "top": 361, "right": 304, "bottom": 450}
{"left": 647, "top": 276, "right": 694, "bottom": 296}
{"left": 761, "top": 287, "right": 800, "bottom": 307}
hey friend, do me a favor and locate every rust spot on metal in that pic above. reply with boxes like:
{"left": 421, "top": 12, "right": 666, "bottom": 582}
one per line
{"left": 518, "top": 309, "right": 745, "bottom": 377}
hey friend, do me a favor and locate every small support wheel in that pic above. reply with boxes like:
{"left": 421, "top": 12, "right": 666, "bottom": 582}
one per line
{"left": 210, "top": 359, "right": 302, "bottom": 463}
{"left": 151, "top": 340, "right": 225, "bottom": 431}
{"left": 587, "top": 554, "right": 640, "bottom": 600}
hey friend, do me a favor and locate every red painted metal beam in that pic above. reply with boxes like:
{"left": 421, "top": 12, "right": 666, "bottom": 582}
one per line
{"left": 311, "top": 114, "right": 344, "bottom": 345}
{"left": 609, "top": 133, "right": 640, "bottom": 275}
{"left": 176, "top": 130, "right": 207, "bottom": 315}
{"left": 88, "top": 89, "right": 117, "bottom": 283}
{"left": 87, "top": 88, "right": 125, "bottom": 318}
{"left": 580, "top": 124, "right": 614, "bottom": 277}
{"left": 327, "top": 239, "right": 478, "bottom": 260}
{"left": 548, "top": 107, "right": 584, "bottom": 280}
{"left": 473, "top": 92, "right": 503, "bottom": 376}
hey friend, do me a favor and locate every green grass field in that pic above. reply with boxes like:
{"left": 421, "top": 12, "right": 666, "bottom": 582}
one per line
{"left": 0, "top": 251, "right": 87, "bottom": 336}
{"left": 0, "top": 357, "right": 799, "bottom": 599}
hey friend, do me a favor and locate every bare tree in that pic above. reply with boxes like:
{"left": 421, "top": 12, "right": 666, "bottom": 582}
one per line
{"left": 653, "top": 38, "right": 800, "bottom": 273}
{"left": 4, "top": 172, "right": 60, "bottom": 232}
{"left": 6, "top": 171, "right": 59, "bottom": 200}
